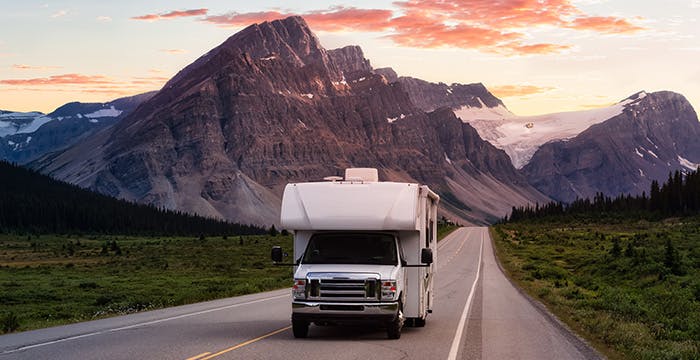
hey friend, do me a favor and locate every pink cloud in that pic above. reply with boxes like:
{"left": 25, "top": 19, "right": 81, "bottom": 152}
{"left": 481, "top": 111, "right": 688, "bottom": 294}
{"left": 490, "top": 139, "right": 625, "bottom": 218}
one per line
{"left": 132, "top": 8, "right": 208, "bottom": 21}
{"left": 159, "top": 1, "right": 647, "bottom": 55}
{"left": 567, "top": 16, "right": 645, "bottom": 34}
{"left": 202, "top": 8, "right": 394, "bottom": 32}
{"left": 0, "top": 73, "right": 114, "bottom": 86}
{"left": 489, "top": 84, "right": 555, "bottom": 97}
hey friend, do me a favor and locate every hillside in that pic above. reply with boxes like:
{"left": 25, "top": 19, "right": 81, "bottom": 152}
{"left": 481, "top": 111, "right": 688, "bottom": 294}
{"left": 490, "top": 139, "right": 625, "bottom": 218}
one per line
{"left": 0, "top": 161, "right": 263, "bottom": 235}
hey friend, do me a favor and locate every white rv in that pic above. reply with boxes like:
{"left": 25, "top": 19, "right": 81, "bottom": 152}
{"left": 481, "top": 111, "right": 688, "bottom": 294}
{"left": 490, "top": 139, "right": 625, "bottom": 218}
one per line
{"left": 272, "top": 168, "right": 439, "bottom": 339}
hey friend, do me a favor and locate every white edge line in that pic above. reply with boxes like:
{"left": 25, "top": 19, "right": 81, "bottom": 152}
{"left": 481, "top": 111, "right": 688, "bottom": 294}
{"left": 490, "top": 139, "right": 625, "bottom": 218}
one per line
{"left": 3, "top": 294, "right": 288, "bottom": 354}
{"left": 446, "top": 228, "right": 484, "bottom": 360}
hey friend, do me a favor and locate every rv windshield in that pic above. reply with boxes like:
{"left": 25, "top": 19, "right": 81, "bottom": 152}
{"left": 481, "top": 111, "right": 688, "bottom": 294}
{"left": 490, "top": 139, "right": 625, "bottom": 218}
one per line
{"left": 302, "top": 233, "right": 398, "bottom": 265}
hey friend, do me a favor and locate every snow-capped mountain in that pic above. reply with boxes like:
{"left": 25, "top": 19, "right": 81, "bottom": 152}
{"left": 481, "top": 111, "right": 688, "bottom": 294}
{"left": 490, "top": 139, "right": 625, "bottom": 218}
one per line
{"left": 0, "top": 92, "right": 154, "bottom": 164}
{"left": 466, "top": 92, "right": 650, "bottom": 169}
{"left": 522, "top": 91, "right": 700, "bottom": 202}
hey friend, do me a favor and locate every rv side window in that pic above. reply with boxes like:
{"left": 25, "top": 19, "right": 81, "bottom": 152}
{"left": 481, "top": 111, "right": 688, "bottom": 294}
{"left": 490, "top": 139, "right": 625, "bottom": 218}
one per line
{"left": 302, "top": 233, "right": 398, "bottom": 265}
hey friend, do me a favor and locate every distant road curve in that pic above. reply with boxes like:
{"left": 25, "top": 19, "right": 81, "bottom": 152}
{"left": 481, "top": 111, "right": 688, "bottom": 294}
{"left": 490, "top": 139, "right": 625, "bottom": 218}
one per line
{"left": 0, "top": 227, "right": 601, "bottom": 360}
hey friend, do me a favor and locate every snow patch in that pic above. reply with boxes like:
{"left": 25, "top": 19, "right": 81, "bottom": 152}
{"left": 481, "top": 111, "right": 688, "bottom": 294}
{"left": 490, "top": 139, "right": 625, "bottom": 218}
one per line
{"left": 301, "top": 93, "right": 314, "bottom": 99}
{"left": 635, "top": 148, "right": 644, "bottom": 158}
{"left": 639, "top": 169, "right": 645, "bottom": 177}
{"left": 260, "top": 55, "right": 276, "bottom": 61}
{"left": 0, "top": 112, "right": 52, "bottom": 137}
{"left": 647, "top": 149, "right": 658, "bottom": 158}
{"left": 297, "top": 119, "right": 308, "bottom": 129}
{"left": 85, "top": 106, "right": 122, "bottom": 118}
{"left": 645, "top": 137, "right": 658, "bottom": 149}
{"left": 387, "top": 114, "right": 406, "bottom": 124}
{"left": 76, "top": 114, "right": 83, "bottom": 118}
{"left": 678, "top": 155, "right": 700, "bottom": 170}
{"left": 7, "top": 140, "right": 15, "bottom": 146}
{"left": 25, "top": 136, "right": 31, "bottom": 144}
{"left": 468, "top": 99, "right": 637, "bottom": 168}
{"left": 444, "top": 153, "right": 453, "bottom": 165}
{"left": 89, "top": 119, "right": 99, "bottom": 123}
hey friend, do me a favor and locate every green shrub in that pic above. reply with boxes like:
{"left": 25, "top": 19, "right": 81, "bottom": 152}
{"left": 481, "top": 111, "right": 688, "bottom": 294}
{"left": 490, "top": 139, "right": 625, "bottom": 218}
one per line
{"left": 1, "top": 312, "right": 20, "bottom": 333}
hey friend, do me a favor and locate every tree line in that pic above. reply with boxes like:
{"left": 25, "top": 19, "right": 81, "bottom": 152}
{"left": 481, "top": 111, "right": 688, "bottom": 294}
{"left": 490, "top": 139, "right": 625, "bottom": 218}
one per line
{"left": 0, "top": 161, "right": 266, "bottom": 236}
{"left": 507, "top": 167, "right": 700, "bottom": 222}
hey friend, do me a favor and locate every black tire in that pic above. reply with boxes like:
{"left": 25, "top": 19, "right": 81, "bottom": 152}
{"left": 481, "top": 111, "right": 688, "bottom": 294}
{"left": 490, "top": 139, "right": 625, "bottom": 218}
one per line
{"left": 292, "top": 319, "right": 309, "bottom": 338}
{"left": 387, "top": 303, "right": 404, "bottom": 339}
{"left": 414, "top": 317, "right": 426, "bottom": 327}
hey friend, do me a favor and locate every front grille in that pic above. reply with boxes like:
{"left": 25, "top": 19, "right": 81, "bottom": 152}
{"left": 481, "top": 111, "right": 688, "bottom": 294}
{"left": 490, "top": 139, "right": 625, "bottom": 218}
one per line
{"left": 320, "top": 304, "right": 365, "bottom": 311}
{"left": 307, "top": 273, "right": 380, "bottom": 301}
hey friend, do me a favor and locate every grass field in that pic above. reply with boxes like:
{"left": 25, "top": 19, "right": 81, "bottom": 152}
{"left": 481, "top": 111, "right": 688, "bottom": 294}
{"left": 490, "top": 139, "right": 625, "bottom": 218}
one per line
{"left": 0, "top": 225, "right": 458, "bottom": 334}
{"left": 0, "top": 233, "right": 293, "bottom": 333}
{"left": 492, "top": 216, "right": 700, "bottom": 360}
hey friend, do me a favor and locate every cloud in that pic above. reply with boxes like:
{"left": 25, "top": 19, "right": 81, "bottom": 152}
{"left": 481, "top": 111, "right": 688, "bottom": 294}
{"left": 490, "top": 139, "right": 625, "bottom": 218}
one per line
{"left": 0, "top": 73, "right": 115, "bottom": 86}
{"left": 96, "top": 16, "right": 112, "bottom": 22}
{"left": 159, "top": 49, "right": 188, "bottom": 55}
{"left": 489, "top": 85, "right": 555, "bottom": 97}
{"left": 132, "top": 8, "right": 208, "bottom": 21}
{"left": 50, "top": 10, "right": 68, "bottom": 18}
{"left": 0, "top": 74, "right": 169, "bottom": 97}
{"left": 12, "top": 64, "right": 63, "bottom": 70}
{"left": 182, "top": 1, "right": 647, "bottom": 55}
{"left": 202, "top": 8, "right": 394, "bottom": 32}
{"left": 567, "top": 16, "right": 645, "bottom": 33}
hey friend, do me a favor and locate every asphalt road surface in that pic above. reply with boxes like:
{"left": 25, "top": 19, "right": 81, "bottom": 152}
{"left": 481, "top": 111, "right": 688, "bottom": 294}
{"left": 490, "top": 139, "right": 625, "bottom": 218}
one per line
{"left": 0, "top": 227, "right": 601, "bottom": 359}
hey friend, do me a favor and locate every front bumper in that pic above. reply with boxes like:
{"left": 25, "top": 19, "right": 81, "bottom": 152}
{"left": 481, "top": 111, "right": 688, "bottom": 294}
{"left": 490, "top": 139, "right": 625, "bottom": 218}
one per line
{"left": 292, "top": 301, "right": 399, "bottom": 324}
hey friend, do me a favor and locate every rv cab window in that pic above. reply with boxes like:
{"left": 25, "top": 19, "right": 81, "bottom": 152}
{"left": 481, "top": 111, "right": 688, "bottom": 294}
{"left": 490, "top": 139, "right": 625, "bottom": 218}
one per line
{"left": 302, "top": 233, "right": 399, "bottom": 265}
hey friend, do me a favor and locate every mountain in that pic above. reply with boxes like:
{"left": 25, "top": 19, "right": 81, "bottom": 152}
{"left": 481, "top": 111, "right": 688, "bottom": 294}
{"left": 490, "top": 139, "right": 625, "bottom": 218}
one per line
{"left": 522, "top": 91, "right": 700, "bottom": 202}
{"left": 0, "top": 92, "right": 155, "bottom": 164}
{"left": 35, "top": 16, "right": 547, "bottom": 226}
{"left": 468, "top": 95, "right": 646, "bottom": 169}
{"left": 395, "top": 76, "right": 507, "bottom": 113}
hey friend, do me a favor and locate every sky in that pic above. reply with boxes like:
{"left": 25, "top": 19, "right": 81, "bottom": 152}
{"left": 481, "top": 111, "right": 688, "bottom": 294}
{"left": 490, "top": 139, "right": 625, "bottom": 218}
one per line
{"left": 0, "top": 0, "right": 699, "bottom": 116}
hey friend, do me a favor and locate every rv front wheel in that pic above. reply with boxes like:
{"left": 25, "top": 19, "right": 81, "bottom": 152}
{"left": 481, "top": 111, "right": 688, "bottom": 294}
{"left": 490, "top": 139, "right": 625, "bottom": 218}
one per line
{"left": 292, "top": 319, "right": 309, "bottom": 338}
{"left": 387, "top": 302, "right": 404, "bottom": 339}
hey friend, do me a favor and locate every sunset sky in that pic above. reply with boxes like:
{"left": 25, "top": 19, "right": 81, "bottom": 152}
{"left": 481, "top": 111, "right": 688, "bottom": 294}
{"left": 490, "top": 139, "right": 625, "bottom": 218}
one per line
{"left": 1, "top": 0, "right": 699, "bottom": 116}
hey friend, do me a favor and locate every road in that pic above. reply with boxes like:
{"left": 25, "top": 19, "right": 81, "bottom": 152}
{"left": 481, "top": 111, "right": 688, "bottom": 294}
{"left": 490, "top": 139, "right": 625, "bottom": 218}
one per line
{"left": 0, "top": 227, "right": 601, "bottom": 359}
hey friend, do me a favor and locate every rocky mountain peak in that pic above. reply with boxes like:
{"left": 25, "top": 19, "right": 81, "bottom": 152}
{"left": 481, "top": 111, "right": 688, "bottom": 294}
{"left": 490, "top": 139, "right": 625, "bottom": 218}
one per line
{"left": 327, "top": 45, "right": 372, "bottom": 80}
{"left": 165, "top": 16, "right": 341, "bottom": 89}
{"left": 375, "top": 68, "right": 399, "bottom": 83}
{"left": 226, "top": 16, "right": 325, "bottom": 68}
{"left": 397, "top": 77, "right": 506, "bottom": 113}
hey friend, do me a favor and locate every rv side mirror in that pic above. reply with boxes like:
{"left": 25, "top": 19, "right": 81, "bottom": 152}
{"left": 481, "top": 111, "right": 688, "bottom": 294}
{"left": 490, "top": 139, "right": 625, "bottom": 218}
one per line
{"left": 271, "top": 246, "right": 283, "bottom": 263}
{"left": 421, "top": 248, "right": 433, "bottom": 264}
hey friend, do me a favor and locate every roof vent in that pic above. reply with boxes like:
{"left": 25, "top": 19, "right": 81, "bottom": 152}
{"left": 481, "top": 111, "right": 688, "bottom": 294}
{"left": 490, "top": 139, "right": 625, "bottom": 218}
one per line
{"left": 344, "top": 168, "right": 379, "bottom": 182}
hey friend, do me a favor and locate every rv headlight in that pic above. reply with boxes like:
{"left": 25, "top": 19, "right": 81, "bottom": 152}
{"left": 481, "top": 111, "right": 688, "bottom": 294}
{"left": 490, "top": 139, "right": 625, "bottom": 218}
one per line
{"left": 381, "top": 280, "right": 397, "bottom": 301}
{"left": 292, "top": 279, "right": 306, "bottom": 299}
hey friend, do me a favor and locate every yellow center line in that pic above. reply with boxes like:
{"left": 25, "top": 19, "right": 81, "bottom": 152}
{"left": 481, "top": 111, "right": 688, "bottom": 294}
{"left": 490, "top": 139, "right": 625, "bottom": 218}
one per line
{"left": 186, "top": 352, "right": 211, "bottom": 360}
{"left": 197, "top": 326, "right": 292, "bottom": 360}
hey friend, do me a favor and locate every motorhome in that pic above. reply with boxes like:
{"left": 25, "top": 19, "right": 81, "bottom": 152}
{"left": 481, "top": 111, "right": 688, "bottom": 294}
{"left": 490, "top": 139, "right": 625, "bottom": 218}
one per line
{"left": 272, "top": 168, "right": 439, "bottom": 339}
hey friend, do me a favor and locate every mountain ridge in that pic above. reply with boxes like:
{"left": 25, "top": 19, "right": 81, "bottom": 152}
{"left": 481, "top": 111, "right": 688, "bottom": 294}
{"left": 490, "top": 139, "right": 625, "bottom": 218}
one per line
{"left": 34, "top": 16, "right": 547, "bottom": 226}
